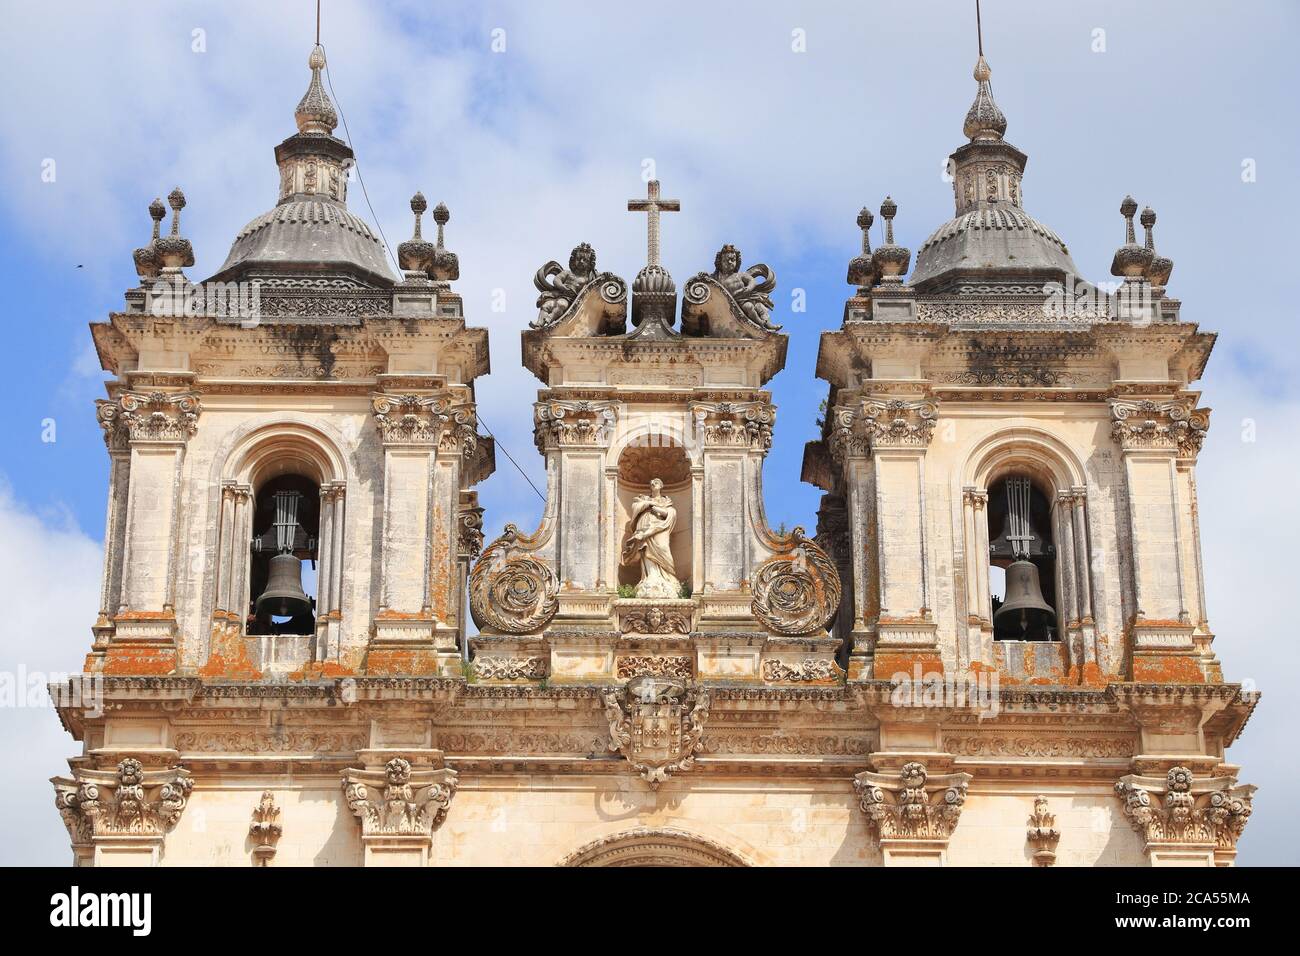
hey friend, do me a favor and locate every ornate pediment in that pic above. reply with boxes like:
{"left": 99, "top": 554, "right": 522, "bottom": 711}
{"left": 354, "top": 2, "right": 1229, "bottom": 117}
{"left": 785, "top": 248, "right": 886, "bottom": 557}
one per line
{"left": 53, "top": 758, "right": 193, "bottom": 842}
{"left": 604, "top": 676, "right": 710, "bottom": 788}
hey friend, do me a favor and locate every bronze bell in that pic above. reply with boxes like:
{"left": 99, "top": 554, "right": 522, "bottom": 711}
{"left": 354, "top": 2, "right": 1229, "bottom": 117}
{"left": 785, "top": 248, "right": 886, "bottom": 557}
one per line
{"left": 255, "top": 552, "right": 312, "bottom": 620}
{"left": 994, "top": 559, "right": 1055, "bottom": 639}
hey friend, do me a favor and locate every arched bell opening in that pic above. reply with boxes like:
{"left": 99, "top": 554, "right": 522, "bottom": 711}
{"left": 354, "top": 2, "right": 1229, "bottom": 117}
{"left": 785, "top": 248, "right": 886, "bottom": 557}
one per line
{"left": 615, "top": 438, "right": 692, "bottom": 597}
{"left": 986, "top": 473, "right": 1058, "bottom": 642}
{"left": 247, "top": 472, "right": 319, "bottom": 636}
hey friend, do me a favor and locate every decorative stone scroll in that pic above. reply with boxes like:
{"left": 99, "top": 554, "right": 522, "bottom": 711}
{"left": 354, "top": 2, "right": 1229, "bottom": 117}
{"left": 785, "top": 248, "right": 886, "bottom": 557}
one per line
{"left": 690, "top": 400, "right": 775, "bottom": 450}
{"left": 474, "top": 656, "right": 548, "bottom": 681}
{"left": 604, "top": 676, "right": 710, "bottom": 788}
{"left": 97, "top": 391, "right": 202, "bottom": 444}
{"left": 1110, "top": 398, "right": 1209, "bottom": 456}
{"left": 751, "top": 527, "right": 842, "bottom": 636}
{"left": 762, "top": 658, "right": 843, "bottom": 683}
{"left": 1114, "top": 766, "right": 1254, "bottom": 859}
{"left": 53, "top": 758, "right": 194, "bottom": 843}
{"left": 468, "top": 523, "right": 559, "bottom": 634}
{"left": 616, "top": 656, "right": 693, "bottom": 680}
{"left": 853, "top": 762, "right": 972, "bottom": 843}
{"left": 342, "top": 757, "right": 458, "bottom": 838}
{"left": 531, "top": 243, "right": 628, "bottom": 332}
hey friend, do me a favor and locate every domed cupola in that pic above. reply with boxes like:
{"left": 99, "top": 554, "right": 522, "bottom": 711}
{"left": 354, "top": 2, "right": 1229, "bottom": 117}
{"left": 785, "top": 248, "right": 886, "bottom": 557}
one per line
{"left": 208, "top": 45, "right": 395, "bottom": 289}
{"left": 910, "top": 54, "right": 1079, "bottom": 293}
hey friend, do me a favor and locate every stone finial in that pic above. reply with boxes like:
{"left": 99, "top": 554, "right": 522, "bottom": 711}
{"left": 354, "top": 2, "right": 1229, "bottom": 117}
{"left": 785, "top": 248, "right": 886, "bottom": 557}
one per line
{"left": 397, "top": 191, "right": 435, "bottom": 276}
{"left": 963, "top": 55, "right": 1007, "bottom": 142}
{"left": 249, "top": 791, "right": 282, "bottom": 866}
{"left": 1140, "top": 205, "right": 1174, "bottom": 289}
{"left": 295, "top": 44, "right": 339, "bottom": 135}
{"left": 1026, "top": 795, "right": 1060, "bottom": 866}
{"left": 1110, "top": 195, "right": 1153, "bottom": 280}
{"left": 429, "top": 201, "right": 459, "bottom": 282}
{"left": 846, "top": 206, "right": 877, "bottom": 289}
{"left": 132, "top": 197, "right": 167, "bottom": 280}
{"left": 152, "top": 187, "right": 195, "bottom": 272}
{"left": 870, "top": 196, "right": 911, "bottom": 280}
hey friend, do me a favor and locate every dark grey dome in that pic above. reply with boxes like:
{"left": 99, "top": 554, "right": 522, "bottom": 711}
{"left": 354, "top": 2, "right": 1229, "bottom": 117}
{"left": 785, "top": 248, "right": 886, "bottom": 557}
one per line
{"left": 211, "top": 198, "right": 394, "bottom": 286}
{"left": 911, "top": 205, "right": 1077, "bottom": 291}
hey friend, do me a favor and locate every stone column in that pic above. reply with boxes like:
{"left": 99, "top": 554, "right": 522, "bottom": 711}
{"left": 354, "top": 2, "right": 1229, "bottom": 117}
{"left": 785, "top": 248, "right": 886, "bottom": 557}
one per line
{"left": 93, "top": 391, "right": 201, "bottom": 673}
{"left": 959, "top": 488, "right": 991, "bottom": 668}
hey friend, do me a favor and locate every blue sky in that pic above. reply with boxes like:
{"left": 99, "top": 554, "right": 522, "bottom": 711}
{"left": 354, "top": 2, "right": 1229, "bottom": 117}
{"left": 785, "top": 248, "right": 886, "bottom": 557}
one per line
{"left": 0, "top": 0, "right": 1296, "bottom": 865}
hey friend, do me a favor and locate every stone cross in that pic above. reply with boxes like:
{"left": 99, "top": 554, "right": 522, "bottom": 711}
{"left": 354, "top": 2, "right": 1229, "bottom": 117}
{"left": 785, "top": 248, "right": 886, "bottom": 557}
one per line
{"left": 628, "top": 180, "right": 680, "bottom": 269}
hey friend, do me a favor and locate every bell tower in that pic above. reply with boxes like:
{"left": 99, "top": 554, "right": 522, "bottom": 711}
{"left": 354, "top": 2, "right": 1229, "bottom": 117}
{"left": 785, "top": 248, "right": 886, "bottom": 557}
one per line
{"left": 804, "top": 52, "right": 1256, "bottom": 865}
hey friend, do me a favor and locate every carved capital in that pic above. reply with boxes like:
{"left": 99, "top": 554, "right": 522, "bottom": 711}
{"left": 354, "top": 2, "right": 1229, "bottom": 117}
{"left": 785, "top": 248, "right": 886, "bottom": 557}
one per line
{"left": 341, "top": 757, "right": 458, "bottom": 839}
{"left": 861, "top": 399, "right": 939, "bottom": 448}
{"left": 533, "top": 399, "right": 618, "bottom": 452}
{"left": 1114, "top": 766, "right": 1254, "bottom": 855}
{"left": 53, "top": 758, "right": 193, "bottom": 843}
{"left": 1110, "top": 398, "right": 1209, "bottom": 456}
{"left": 457, "top": 503, "right": 485, "bottom": 559}
{"left": 689, "top": 400, "right": 774, "bottom": 450}
{"left": 853, "top": 762, "right": 971, "bottom": 843}
{"left": 372, "top": 393, "right": 480, "bottom": 454}
{"left": 604, "top": 676, "right": 710, "bottom": 789}
{"left": 97, "top": 391, "right": 201, "bottom": 446}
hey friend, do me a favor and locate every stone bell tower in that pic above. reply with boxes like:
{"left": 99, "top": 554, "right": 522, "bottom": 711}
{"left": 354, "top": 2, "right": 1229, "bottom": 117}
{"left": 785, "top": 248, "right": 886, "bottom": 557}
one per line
{"left": 803, "top": 53, "right": 1256, "bottom": 865}
{"left": 468, "top": 180, "right": 843, "bottom": 695}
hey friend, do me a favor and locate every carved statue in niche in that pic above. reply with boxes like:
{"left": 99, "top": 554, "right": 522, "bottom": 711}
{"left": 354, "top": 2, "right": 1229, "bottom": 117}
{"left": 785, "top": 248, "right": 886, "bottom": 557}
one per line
{"left": 621, "top": 478, "right": 680, "bottom": 598}
{"left": 533, "top": 242, "right": 598, "bottom": 328}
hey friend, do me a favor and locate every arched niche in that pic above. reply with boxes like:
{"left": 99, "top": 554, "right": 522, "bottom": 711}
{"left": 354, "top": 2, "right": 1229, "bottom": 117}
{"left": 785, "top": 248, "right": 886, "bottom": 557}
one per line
{"left": 615, "top": 438, "right": 693, "bottom": 594}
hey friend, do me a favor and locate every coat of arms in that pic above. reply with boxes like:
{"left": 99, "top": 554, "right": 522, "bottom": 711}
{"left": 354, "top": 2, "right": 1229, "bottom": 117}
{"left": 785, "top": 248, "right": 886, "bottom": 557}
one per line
{"left": 604, "top": 676, "right": 710, "bottom": 788}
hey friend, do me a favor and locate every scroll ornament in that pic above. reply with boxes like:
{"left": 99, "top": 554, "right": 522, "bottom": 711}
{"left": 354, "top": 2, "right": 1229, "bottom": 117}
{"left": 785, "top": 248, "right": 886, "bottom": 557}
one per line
{"left": 751, "top": 527, "right": 842, "bottom": 636}
{"left": 468, "top": 523, "right": 559, "bottom": 634}
{"left": 53, "top": 758, "right": 193, "bottom": 841}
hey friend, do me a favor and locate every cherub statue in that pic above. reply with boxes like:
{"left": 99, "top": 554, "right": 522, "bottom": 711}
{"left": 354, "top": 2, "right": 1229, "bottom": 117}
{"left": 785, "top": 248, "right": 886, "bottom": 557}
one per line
{"left": 712, "top": 244, "right": 778, "bottom": 330}
{"left": 620, "top": 478, "right": 680, "bottom": 598}
{"left": 532, "top": 242, "right": 598, "bottom": 328}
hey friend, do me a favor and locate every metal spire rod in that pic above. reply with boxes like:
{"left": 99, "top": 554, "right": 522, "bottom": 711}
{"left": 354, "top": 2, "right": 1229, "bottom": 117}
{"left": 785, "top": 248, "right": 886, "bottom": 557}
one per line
{"left": 976, "top": 0, "right": 984, "bottom": 57}
{"left": 316, "top": 0, "right": 321, "bottom": 46}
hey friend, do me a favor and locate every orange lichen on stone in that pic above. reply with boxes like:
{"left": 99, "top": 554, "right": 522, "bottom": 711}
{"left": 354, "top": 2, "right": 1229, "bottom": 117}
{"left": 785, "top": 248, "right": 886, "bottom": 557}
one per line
{"left": 875, "top": 652, "right": 943, "bottom": 678}
{"left": 198, "top": 621, "right": 262, "bottom": 681}
{"left": 113, "top": 610, "right": 177, "bottom": 621}
{"left": 287, "top": 661, "right": 355, "bottom": 682}
{"left": 101, "top": 645, "right": 178, "bottom": 675}
{"left": 364, "top": 648, "right": 445, "bottom": 676}
{"left": 373, "top": 610, "right": 431, "bottom": 621}
{"left": 1132, "top": 655, "right": 1206, "bottom": 684}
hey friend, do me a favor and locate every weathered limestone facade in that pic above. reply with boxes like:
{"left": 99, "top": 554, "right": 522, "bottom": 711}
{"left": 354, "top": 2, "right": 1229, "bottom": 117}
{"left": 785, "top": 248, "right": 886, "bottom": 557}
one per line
{"left": 52, "top": 48, "right": 1255, "bottom": 867}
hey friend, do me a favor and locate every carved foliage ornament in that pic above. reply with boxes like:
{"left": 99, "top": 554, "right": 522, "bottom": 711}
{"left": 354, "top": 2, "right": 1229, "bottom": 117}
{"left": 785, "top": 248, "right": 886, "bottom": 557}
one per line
{"left": 853, "top": 762, "right": 972, "bottom": 841}
{"left": 97, "top": 391, "right": 202, "bottom": 445}
{"left": 534, "top": 399, "right": 618, "bottom": 452}
{"left": 1114, "top": 766, "right": 1254, "bottom": 850}
{"left": 468, "top": 523, "right": 559, "bottom": 634}
{"left": 1110, "top": 399, "right": 1209, "bottom": 456}
{"left": 474, "top": 656, "right": 548, "bottom": 681}
{"left": 342, "top": 757, "right": 458, "bottom": 837}
{"left": 53, "top": 758, "right": 193, "bottom": 842}
{"left": 372, "top": 393, "right": 478, "bottom": 453}
{"left": 604, "top": 676, "right": 710, "bottom": 788}
{"left": 690, "top": 400, "right": 775, "bottom": 450}
{"left": 249, "top": 791, "right": 282, "bottom": 866}
{"left": 751, "top": 527, "right": 842, "bottom": 636}
{"left": 1027, "top": 795, "right": 1060, "bottom": 866}
{"left": 619, "top": 605, "right": 691, "bottom": 635}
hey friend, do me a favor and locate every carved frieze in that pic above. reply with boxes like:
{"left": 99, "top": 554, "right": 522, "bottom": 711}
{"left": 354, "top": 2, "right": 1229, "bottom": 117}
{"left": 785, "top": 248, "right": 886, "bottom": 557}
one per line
{"left": 474, "top": 656, "right": 548, "bottom": 681}
{"left": 604, "top": 676, "right": 710, "bottom": 788}
{"left": 1114, "top": 766, "right": 1254, "bottom": 852}
{"left": 751, "top": 528, "right": 842, "bottom": 636}
{"left": 1110, "top": 398, "right": 1209, "bottom": 456}
{"left": 762, "top": 658, "right": 844, "bottom": 683}
{"left": 616, "top": 656, "right": 692, "bottom": 680}
{"left": 618, "top": 604, "right": 692, "bottom": 636}
{"left": 468, "top": 524, "right": 559, "bottom": 634}
{"left": 53, "top": 758, "right": 194, "bottom": 843}
{"left": 341, "top": 757, "right": 458, "bottom": 837}
{"left": 854, "top": 762, "right": 972, "bottom": 842}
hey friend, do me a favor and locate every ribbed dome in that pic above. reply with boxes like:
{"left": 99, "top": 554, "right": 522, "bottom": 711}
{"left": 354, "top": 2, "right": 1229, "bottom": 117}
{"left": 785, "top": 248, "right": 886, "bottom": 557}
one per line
{"left": 211, "top": 198, "right": 394, "bottom": 286}
{"left": 911, "top": 205, "right": 1077, "bottom": 291}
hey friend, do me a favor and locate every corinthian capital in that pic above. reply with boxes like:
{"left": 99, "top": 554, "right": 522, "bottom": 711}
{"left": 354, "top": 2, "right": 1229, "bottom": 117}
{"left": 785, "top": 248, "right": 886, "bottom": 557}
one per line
{"left": 97, "top": 391, "right": 201, "bottom": 446}
{"left": 53, "top": 757, "right": 193, "bottom": 843}
{"left": 341, "top": 757, "right": 458, "bottom": 839}
{"left": 1114, "top": 766, "right": 1254, "bottom": 857}
{"left": 854, "top": 762, "right": 971, "bottom": 843}
{"left": 1110, "top": 398, "right": 1209, "bottom": 456}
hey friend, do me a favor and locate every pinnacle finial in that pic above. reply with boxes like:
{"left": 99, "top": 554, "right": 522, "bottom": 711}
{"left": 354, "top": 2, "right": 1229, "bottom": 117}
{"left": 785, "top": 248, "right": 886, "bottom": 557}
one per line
{"left": 1140, "top": 206, "right": 1174, "bottom": 288}
{"left": 153, "top": 187, "right": 194, "bottom": 273}
{"left": 1110, "top": 195, "right": 1153, "bottom": 280}
{"left": 963, "top": 54, "right": 1007, "bottom": 142}
{"left": 133, "top": 198, "right": 167, "bottom": 280}
{"left": 847, "top": 206, "right": 878, "bottom": 289}
{"left": 871, "top": 196, "right": 911, "bottom": 281}
{"left": 295, "top": 43, "right": 338, "bottom": 135}
{"left": 857, "top": 207, "right": 874, "bottom": 254}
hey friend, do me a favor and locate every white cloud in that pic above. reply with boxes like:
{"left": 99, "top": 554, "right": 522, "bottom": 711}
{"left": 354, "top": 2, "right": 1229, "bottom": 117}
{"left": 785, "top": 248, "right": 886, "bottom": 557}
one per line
{"left": 0, "top": 481, "right": 101, "bottom": 866}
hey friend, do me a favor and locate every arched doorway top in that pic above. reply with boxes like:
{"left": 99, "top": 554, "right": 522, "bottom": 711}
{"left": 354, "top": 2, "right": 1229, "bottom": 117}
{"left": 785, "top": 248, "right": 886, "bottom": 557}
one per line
{"left": 557, "top": 827, "right": 751, "bottom": 867}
